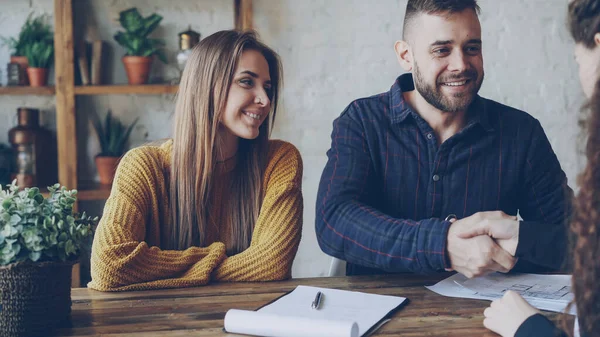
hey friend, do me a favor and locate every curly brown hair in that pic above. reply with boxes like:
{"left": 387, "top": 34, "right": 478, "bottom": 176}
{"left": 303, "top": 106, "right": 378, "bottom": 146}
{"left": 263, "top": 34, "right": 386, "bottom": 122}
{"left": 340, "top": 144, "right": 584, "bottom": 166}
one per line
{"left": 569, "top": 80, "right": 600, "bottom": 337}
{"left": 568, "top": 1, "right": 600, "bottom": 336}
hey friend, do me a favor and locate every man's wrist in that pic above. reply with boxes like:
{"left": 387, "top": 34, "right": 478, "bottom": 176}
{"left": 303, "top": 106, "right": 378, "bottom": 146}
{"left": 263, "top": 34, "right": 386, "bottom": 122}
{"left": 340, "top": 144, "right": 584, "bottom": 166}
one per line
{"left": 513, "top": 220, "right": 520, "bottom": 255}
{"left": 442, "top": 220, "right": 453, "bottom": 270}
{"left": 514, "top": 220, "right": 526, "bottom": 257}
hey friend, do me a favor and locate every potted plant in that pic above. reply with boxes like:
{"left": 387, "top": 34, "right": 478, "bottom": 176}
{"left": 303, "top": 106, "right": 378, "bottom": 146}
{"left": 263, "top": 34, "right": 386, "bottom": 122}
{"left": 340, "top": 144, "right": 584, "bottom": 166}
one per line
{"left": 1, "top": 14, "right": 54, "bottom": 86}
{"left": 0, "top": 182, "right": 97, "bottom": 337}
{"left": 113, "top": 7, "right": 167, "bottom": 85}
{"left": 23, "top": 39, "right": 54, "bottom": 87}
{"left": 91, "top": 110, "right": 139, "bottom": 184}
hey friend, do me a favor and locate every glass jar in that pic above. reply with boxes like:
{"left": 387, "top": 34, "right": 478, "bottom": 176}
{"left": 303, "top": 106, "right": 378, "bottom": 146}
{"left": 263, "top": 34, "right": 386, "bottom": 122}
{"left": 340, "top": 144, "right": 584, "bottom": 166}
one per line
{"left": 7, "top": 63, "right": 21, "bottom": 86}
{"left": 176, "top": 27, "right": 201, "bottom": 77}
{"left": 8, "top": 108, "right": 57, "bottom": 188}
{"left": 9, "top": 108, "right": 38, "bottom": 187}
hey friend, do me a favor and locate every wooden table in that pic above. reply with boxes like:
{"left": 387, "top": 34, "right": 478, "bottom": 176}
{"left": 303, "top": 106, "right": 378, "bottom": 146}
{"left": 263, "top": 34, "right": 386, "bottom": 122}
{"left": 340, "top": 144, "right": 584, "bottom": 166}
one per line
{"left": 56, "top": 273, "right": 565, "bottom": 336}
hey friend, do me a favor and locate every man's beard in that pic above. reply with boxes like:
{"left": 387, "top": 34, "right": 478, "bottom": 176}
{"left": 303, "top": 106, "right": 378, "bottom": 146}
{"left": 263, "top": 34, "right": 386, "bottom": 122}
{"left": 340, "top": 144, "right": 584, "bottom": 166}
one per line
{"left": 413, "top": 62, "right": 483, "bottom": 113}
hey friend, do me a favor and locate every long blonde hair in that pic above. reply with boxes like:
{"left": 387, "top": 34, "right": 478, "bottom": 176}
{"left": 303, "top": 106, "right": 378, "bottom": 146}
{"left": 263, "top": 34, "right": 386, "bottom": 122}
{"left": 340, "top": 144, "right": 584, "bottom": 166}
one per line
{"left": 167, "top": 30, "right": 282, "bottom": 254}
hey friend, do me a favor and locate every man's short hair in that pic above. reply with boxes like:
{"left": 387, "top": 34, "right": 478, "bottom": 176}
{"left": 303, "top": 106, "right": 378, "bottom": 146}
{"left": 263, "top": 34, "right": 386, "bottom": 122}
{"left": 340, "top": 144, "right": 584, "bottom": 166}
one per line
{"left": 402, "top": 0, "right": 481, "bottom": 40}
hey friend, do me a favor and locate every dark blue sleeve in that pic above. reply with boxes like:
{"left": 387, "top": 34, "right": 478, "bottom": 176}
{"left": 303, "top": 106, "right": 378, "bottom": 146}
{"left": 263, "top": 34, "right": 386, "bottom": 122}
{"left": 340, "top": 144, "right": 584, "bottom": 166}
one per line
{"left": 515, "top": 314, "right": 567, "bottom": 337}
{"left": 315, "top": 106, "right": 451, "bottom": 273}
{"left": 516, "top": 119, "right": 573, "bottom": 272}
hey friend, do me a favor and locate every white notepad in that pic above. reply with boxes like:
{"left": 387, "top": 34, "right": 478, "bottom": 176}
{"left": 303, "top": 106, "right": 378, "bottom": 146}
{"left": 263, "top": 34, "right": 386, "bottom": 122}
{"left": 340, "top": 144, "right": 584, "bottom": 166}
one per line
{"left": 224, "top": 285, "right": 407, "bottom": 337}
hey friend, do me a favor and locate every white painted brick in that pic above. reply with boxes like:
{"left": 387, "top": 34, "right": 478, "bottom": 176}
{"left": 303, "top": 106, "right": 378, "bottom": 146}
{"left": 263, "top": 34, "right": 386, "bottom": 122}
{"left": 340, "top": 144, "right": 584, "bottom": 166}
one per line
{"left": 0, "top": 0, "right": 584, "bottom": 278}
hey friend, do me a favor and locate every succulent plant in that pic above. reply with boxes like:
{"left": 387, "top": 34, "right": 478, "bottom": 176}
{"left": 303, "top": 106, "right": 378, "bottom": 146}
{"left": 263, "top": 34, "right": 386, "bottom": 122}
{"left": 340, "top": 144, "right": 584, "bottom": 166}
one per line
{"left": 0, "top": 182, "right": 97, "bottom": 265}
{"left": 113, "top": 7, "right": 167, "bottom": 63}
{"left": 1, "top": 13, "right": 53, "bottom": 57}
{"left": 91, "top": 110, "right": 139, "bottom": 157}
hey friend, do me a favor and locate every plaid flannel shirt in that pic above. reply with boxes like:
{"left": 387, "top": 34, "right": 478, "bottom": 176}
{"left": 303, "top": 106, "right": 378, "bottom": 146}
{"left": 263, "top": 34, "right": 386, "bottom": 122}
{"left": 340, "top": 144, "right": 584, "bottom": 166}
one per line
{"left": 316, "top": 73, "right": 572, "bottom": 275}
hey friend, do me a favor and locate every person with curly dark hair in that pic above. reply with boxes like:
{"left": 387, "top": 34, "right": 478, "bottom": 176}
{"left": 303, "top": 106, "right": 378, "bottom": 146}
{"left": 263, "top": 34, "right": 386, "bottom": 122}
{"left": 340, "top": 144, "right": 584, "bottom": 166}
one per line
{"left": 481, "top": 0, "right": 600, "bottom": 336}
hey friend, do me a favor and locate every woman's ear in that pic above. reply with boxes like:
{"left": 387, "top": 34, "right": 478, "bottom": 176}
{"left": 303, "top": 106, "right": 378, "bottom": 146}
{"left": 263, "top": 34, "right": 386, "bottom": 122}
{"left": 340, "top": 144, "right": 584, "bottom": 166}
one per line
{"left": 394, "top": 40, "right": 413, "bottom": 72}
{"left": 595, "top": 32, "right": 600, "bottom": 47}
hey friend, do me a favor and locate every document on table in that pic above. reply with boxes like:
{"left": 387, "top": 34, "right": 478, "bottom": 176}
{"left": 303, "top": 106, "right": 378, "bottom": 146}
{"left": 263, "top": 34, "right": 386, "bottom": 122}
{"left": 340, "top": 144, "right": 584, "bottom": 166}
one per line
{"left": 426, "top": 272, "right": 576, "bottom": 314}
{"left": 224, "top": 285, "right": 407, "bottom": 337}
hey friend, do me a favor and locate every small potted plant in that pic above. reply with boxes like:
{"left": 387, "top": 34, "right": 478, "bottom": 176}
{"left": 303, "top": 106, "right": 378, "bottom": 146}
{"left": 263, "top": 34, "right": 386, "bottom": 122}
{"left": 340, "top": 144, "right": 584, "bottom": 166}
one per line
{"left": 1, "top": 14, "right": 54, "bottom": 86}
{"left": 92, "top": 110, "right": 139, "bottom": 184}
{"left": 0, "top": 182, "right": 97, "bottom": 337}
{"left": 23, "top": 38, "right": 54, "bottom": 87}
{"left": 113, "top": 7, "right": 167, "bottom": 85}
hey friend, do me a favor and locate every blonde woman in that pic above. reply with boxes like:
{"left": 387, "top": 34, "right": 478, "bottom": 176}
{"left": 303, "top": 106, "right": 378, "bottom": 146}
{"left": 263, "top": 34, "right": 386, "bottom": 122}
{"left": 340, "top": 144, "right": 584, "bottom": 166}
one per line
{"left": 88, "top": 30, "right": 303, "bottom": 291}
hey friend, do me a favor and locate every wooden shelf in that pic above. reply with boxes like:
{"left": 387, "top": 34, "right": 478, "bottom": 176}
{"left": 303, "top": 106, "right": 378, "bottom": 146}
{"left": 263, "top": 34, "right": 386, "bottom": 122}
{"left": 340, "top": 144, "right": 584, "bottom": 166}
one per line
{"left": 74, "top": 85, "right": 178, "bottom": 95}
{"left": 39, "top": 182, "right": 111, "bottom": 201}
{"left": 0, "top": 86, "right": 55, "bottom": 95}
{"left": 76, "top": 182, "right": 112, "bottom": 201}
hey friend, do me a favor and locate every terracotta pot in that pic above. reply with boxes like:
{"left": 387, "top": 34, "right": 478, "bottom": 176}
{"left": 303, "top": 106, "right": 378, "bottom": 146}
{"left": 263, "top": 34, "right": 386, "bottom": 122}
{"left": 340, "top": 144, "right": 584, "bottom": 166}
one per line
{"left": 10, "top": 56, "right": 29, "bottom": 85}
{"left": 122, "top": 56, "right": 153, "bottom": 85}
{"left": 95, "top": 156, "right": 120, "bottom": 185}
{"left": 26, "top": 68, "right": 49, "bottom": 87}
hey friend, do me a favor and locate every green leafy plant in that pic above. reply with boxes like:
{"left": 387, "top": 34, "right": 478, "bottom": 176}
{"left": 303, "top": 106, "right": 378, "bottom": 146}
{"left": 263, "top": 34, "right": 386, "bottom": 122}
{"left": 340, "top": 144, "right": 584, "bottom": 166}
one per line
{"left": 23, "top": 39, "right": 54, "bottom": 68}
{"left": 113, "top": 7, "right": 167, "bottom": 63}
{"left": 92, "top": 110, "right": 139, "bottom": 157}
{"left": 1, "top": 13, "right": 53, "bottom": 57}
{"left": 0, "top": 182, "right": 97, "bottom": 266}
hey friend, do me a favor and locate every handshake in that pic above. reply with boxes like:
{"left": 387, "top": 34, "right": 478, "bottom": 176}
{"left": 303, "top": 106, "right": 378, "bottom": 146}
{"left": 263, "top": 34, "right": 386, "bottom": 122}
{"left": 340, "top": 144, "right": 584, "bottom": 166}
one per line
{"left": 445, "top": 211, "right": 520, "bottom": 278}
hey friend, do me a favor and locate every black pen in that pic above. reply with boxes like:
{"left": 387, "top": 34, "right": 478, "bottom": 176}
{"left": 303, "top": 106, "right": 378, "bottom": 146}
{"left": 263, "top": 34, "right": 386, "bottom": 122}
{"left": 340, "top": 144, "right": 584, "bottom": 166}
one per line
{"left": 311, "top": 291, "right": 323, "bottom": 310}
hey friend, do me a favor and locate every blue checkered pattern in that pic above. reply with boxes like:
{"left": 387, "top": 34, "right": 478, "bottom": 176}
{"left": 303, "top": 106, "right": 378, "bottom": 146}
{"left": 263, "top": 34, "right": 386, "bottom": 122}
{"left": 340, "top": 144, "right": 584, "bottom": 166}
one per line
{"left": 316, "top": 74, "right": 572, "bottom": 275}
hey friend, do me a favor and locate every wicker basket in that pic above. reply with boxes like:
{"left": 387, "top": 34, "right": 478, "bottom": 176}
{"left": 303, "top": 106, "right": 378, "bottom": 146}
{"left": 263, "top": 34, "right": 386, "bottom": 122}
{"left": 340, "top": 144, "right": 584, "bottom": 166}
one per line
{"left": 0, "top": 260, "right": 75, "bottom": 337}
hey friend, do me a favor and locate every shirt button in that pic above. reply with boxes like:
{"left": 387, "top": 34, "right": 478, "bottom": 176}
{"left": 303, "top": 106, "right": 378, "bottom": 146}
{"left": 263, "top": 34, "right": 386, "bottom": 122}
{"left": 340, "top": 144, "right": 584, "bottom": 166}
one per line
{"left": 427, "top": 133, "right": 433, "bottom": 140}
{"left": 432, "top": 174, "right": 440, "bottom": 182}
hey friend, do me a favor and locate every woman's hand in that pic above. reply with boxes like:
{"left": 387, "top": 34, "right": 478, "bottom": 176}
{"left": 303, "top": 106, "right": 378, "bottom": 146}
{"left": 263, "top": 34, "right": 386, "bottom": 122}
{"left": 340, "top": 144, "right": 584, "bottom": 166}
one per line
{"left": 483, "top": 290, "right": 540, "bottom": 337}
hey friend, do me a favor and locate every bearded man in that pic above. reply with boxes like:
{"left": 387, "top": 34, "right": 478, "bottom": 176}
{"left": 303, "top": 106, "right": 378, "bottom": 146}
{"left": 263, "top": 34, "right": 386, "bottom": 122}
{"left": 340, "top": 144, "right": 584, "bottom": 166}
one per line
{"left": 315, "top": 0, "right": 572, "bottom": 278}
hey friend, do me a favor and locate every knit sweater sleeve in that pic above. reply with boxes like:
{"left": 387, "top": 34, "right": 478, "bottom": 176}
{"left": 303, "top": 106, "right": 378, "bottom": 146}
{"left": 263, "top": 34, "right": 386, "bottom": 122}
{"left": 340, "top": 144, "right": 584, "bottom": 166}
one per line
{"left": 88, "top": 147, "right": 226, "bottom": 291}
{"left": 213, "top": 141, "right": 303, "bottom": 281}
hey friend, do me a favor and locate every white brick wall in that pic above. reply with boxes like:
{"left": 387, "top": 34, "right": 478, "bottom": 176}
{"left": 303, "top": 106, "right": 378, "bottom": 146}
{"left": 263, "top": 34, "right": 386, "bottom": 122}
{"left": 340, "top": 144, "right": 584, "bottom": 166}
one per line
{"left": 0, "top": 0, "right": 584, "bottom": 278}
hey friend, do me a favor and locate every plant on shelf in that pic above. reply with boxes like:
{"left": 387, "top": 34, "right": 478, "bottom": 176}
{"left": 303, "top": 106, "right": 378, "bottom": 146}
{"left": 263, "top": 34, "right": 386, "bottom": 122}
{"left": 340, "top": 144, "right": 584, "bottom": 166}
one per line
{"left": 113, "top": 7, "right": 167, "bottom": 85}
{"left": 1, "top": 13, "right": 54, "bottom": 86}
{"left": 23, "top": 38, "right": 54, "bottom": 87}
{"left": 91, "top": 110, "right": 139, "bottom": 184}
{"left": 0, "top": 182, "right": 97, "bottom": 336}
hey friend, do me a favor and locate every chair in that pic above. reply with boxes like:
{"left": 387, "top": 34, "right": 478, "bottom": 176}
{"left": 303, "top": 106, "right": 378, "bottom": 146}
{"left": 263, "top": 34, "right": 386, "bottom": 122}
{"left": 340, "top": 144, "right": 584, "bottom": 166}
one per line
{"left": 328, "top": 257, "right": 346, "bottom": 277}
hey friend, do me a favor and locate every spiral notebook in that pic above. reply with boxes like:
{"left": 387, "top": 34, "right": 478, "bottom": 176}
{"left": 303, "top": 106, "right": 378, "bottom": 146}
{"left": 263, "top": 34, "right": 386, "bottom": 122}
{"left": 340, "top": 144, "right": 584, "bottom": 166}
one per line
{"left": 224, "top": 285, "right": 408, "bottom": 337}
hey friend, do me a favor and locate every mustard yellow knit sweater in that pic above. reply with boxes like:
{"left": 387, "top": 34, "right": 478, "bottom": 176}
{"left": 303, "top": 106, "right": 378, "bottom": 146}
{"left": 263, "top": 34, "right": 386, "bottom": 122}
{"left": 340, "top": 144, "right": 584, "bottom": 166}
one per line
{"left": 88, "top": 139, "right": 303, "bottom": 291}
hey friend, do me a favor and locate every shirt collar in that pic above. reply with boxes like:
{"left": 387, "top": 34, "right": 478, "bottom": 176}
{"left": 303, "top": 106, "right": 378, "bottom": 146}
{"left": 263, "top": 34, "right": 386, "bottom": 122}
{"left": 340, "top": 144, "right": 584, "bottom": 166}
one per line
{"left": 388, "top": 73, "right": 494, "bottom": 132}
{"left": 388, "top": 73, "right": 415, "bottom": 124}
{"left": 466, "top": 96, "right": 494, "bottom": 132}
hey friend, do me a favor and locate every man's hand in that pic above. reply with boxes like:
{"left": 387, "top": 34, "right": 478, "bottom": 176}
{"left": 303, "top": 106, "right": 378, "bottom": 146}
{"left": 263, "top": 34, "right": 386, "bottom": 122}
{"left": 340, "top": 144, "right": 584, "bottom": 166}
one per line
{"left": 446, "top": 212, "right": 518, "bottom": 278}
{"left": 483, "top": 290, "right": 540, "bottom": 337}
{"left": 454, "top": 211, "right": 520, "bottom": 256}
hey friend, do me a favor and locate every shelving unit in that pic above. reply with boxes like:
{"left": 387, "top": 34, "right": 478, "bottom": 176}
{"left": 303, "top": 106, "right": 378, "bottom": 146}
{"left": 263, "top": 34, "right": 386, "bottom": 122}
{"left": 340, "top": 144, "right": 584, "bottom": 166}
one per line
{"left": 0, "top": 86, "right": 55, "bottom": 95}
{"left": 1, "top": 0, "right": 254, "bottom": 287}
{"left": 75, "top": 182, "right": 112, "bottom": 200}
{"left": 74, "top": 84, "right": 179, "bottom": 95}
{"left": 39, "top": 182, "right": 112, "bottom": 200}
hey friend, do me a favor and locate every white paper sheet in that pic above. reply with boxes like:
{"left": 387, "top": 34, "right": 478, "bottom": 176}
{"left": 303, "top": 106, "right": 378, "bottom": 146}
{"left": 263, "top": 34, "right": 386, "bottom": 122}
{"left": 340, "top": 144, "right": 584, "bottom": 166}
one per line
{"left": 224, "top": 285, "right": 407, "bottom": 337}
{"left": 460, "top": 273, "right": 573, "bottom": 302}
{"left": 426, "top": 273, "right": 576, "bottom": 315}
{"left": 224, "top": 309, "right": 359, "bottom": 337}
